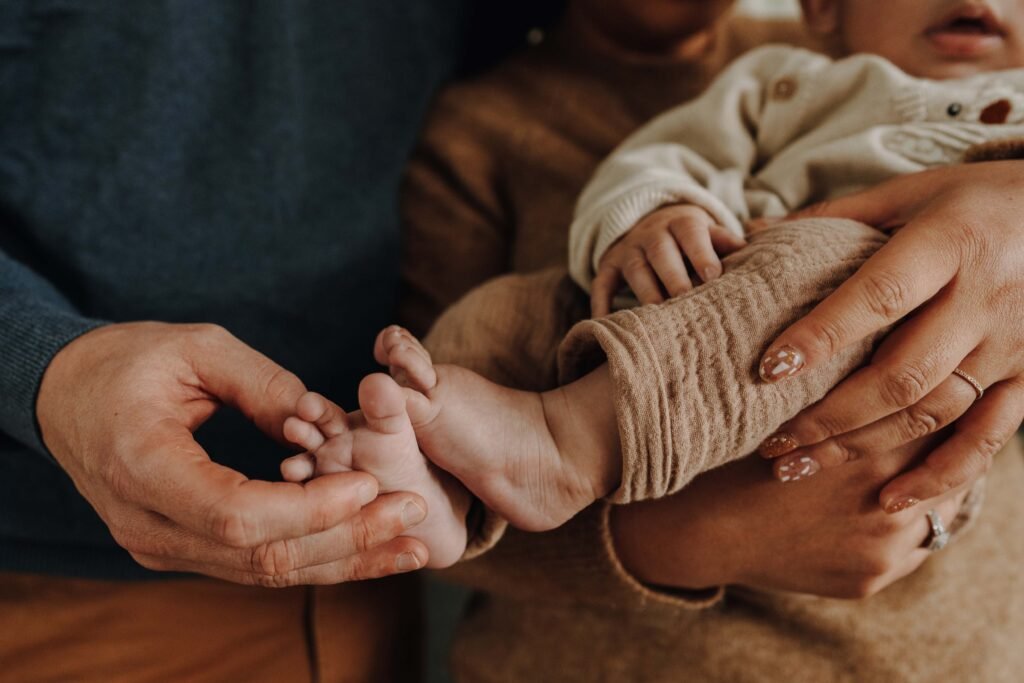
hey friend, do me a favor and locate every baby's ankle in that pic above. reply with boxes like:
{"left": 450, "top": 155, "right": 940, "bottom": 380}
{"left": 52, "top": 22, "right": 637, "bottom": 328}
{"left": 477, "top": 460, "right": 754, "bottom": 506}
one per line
{"left": 539, "top": 368, "right": 622, "bottom": 510}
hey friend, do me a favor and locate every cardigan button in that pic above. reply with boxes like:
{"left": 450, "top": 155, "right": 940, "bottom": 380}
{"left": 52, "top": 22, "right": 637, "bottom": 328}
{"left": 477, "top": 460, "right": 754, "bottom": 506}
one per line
{"left": 771, "top": 77, "right": 797, "bottom": 101}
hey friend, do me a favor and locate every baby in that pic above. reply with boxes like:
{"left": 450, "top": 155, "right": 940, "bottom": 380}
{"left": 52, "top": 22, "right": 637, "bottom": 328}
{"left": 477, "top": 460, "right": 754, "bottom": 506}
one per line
{"left": 282, "top": 0, "right": 1024, "bottom": 567}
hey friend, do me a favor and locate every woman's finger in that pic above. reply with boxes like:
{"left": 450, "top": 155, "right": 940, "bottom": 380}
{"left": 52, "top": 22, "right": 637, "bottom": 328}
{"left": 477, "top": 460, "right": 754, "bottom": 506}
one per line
{"left": 763, "top": 296, "right": 981, "bottom": 449}
{"left": 769, "top": 374, "right": 976, "bottom": 481}
{"left": 878, "top": 377, "right": 1024, "bottom": 512}
{"left": 758, "top": 215, "right": 960, "bottom": 384}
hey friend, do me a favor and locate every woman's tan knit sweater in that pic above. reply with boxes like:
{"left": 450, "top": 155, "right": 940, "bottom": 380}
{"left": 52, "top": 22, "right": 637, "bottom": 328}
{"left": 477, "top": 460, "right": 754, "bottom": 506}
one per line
{"left": 400, "top": 14, "right": 1024, "bottom": 683}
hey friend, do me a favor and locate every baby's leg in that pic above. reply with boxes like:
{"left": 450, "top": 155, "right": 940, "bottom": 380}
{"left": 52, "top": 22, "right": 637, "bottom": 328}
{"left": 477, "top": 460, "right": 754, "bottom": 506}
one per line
{"left": 282, "top": 381, "right": 470, "bottom": 568}
{"left": 371, "top": 325, "right": 620, "bottom": 532}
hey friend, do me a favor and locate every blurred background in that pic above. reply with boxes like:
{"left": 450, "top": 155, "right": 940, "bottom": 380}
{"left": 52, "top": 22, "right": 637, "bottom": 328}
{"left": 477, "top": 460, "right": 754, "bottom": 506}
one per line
{"left": 739, "top": 0, "right": 799, "bottom": 16}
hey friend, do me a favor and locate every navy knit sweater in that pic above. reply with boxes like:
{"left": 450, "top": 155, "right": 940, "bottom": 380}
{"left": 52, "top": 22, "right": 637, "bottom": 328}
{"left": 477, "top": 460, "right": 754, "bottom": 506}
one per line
{"left": 0, "top": 1, "right": 467, "bottom": 578}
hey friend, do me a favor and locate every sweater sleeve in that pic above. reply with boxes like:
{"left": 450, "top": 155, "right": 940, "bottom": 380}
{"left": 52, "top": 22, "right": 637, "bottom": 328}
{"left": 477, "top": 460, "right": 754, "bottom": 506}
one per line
{"left": 0, "top": 248, "right": 106, "bottom": 456}
{"left": 567, "top": 46, "right": 820, "bottom": 289}
{"left": 562, "top": 218, "right": 890, "bottom": 502}
{"left": 398, "top": 86, "right": 512, "bottom": 337}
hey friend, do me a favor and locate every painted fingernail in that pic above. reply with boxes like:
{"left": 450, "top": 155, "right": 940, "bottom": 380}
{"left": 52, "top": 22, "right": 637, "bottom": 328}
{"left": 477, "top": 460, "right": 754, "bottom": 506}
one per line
{"left": 396, "top": 552, "right": 421, "bottom": 572}
{"left": 759, "top": 432, "right": 800, "bottom": 458}
{"left": 358, "top": 482, "right": 377, "bottom": 506}
{"left": 402, "top": 500, "right": 426, "bottom": 528}
{"left": 884, "top": 496, "right": 920, "bottom": 514}
{"left": 759, "top": 345, "right": 805, "bottom": 382}
{"left": 776, "top": 455, "right": 820, "bottom": 483}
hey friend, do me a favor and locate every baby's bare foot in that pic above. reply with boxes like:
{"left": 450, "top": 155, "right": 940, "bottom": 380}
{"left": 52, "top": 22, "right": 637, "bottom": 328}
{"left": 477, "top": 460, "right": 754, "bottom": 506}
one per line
{"left": 282, "top": 380, "right": 469, "bottom": 568}
{"left": 372, "top": 326, "right": 617, "bottom": 531}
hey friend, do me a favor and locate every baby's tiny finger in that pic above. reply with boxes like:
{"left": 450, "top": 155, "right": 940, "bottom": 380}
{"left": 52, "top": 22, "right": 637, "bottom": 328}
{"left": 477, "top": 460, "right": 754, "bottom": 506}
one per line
{"left": 643, "top": 236, "right": 692, "bottom": 297}
{"left": 591, "top": 266, "right": 623, "bottom": 317}
{"left": 671, "top": 223, "right": 721, "bottom": 284}
{"left": 623, "top": 257, "right": 665, "bottom": 305}
{"left": 281, "top": 452, "right": 316, "bottom": 482}
{"left": 708, "top": 224, "right": 747, "bottom": 253}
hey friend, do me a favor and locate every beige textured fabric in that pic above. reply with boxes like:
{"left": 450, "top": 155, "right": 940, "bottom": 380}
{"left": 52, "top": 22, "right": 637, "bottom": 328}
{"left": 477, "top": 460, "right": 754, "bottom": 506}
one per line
{"left": 559, "top": 219, "right": 888, "bottom": 503}
{"left": 569, "top": 45, "right": 1024, "bottom": 286}
{"left": 449, "top": 443, "right": 1024, "bottom": 683}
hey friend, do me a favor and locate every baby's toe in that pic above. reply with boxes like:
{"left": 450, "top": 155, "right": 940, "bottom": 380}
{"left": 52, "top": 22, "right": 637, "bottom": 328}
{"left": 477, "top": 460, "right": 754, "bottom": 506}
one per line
{"left": 297, "top": 391, "right": 349, "bottom": 439}
{"left": 358, "top": 373, "right": 414, "bottom": 436}
{"left": 389, "top": 344, "right": 437, "bottom": 393}
{"left": 280, "top": 452, "right": 316, "bottom": 482}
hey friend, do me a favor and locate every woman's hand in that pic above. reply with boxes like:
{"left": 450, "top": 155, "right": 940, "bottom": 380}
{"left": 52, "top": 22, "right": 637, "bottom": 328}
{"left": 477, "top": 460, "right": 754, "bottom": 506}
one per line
{"left": 611, "top": 436, "right": 966, "bottom": 598}
{"left": 755, "top": 161, "right": 1024, "bottom": 513}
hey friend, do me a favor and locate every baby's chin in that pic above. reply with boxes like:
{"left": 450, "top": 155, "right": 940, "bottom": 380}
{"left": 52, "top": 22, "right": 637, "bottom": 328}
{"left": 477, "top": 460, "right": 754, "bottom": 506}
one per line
{"left": 893, "top": 55, "right": 1022, "bottom": 80}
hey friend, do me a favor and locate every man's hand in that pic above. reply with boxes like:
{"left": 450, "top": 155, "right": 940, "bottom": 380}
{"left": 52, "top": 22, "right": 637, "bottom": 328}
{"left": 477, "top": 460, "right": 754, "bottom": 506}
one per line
{"left": 755, "top": 161, "right": 1024, "bottom": 513}
{"left": 37, "top": 322, "right": 430, "bottom": 585}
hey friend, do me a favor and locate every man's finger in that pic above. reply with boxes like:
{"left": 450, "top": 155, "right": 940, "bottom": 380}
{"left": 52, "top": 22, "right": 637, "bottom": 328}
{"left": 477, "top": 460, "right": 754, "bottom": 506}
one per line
{"left": 122, "top": 491, "right": 427, "bottom": 577}
{"left": 184, "top": 325, "right": 308, "bottom": 441}
{"left": 878, "top": 379, "right": 1024, "bottom": 512}
{"left": 128, "top": 424, "right": 380, "bottom": 547}
{"left": 135, "top": 535, "right": 430, "bottom": 586}
{"left": 758, "top": 220, "right": 959, "bottom": 382}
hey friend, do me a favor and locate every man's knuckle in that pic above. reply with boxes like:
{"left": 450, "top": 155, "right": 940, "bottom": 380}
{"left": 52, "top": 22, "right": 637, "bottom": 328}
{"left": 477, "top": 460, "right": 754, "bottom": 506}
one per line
{"left": 251, "top": 539, "right": 297, "bottom": 577}
{"left": 861, "top": 270, "right": 910, "bottom": 320}
{"left": 348, "top": 515, "right": 378, "bottom": 553}
{"left": 111, "top": 526, "right": 144, "bottom": 554}
{"left": 211, "top": 506, "right": 258, "bottom": 548}
{"left": 253, "top": 571, "right": 295, "bottom": 589}
{"left": 130, "top": 552, "right": 170, "bottom": 572}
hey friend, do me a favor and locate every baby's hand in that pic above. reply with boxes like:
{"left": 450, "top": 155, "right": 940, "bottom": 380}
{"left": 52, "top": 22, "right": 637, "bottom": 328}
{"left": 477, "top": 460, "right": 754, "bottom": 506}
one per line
{"left": 590, "top": 204, "right": 746, "bottom": 317}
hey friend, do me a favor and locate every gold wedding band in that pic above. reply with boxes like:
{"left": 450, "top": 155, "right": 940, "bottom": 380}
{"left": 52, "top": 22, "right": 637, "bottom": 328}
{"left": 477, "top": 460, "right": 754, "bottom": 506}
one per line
{"left": 952, "top": 368, "right": 984, "bottom": 401}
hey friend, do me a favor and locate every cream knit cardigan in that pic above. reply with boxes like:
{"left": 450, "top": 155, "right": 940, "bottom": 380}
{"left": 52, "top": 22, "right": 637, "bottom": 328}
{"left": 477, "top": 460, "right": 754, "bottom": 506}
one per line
{"left": 569, "top": 44, "right": 1024, "bottom": 287}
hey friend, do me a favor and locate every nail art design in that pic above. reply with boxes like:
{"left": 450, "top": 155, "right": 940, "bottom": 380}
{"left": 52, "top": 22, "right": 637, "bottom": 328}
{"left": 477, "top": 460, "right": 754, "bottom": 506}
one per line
{"left": 776, "top": 455, "right": 820, "bottom": 483}
{"left": 759, "top": 432, "right": 800, "bottom": 458}
{"left": 884, "top": 496, "right": 921, "bottom": 514}
{"left": 759, "top": 345, "right": 805, "bottom": 382}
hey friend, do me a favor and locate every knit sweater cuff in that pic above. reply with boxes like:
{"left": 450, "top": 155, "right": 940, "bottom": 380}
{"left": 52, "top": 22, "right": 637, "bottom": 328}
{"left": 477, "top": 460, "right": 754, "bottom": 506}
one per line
{"left": 443, "top": 501, "right": 723, "bottom": 612}
{"left": 0, "top": 301, "right": 106, "bottom": 457}
{"left": 560, "top": 219, "right": 891, "bottom": 504}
